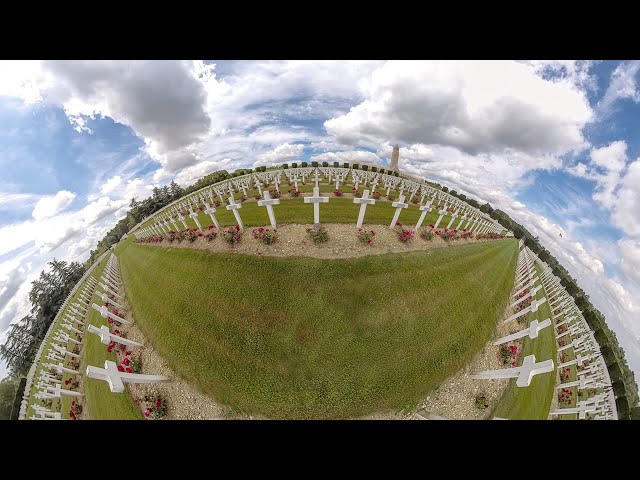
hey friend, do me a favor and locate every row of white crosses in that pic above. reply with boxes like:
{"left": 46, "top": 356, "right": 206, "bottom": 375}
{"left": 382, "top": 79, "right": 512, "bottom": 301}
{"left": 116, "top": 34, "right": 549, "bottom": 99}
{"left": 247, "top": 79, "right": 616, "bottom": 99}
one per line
{"left": 531, "top": 254, "right": 617, "bottom": 419}
{"left": 31, "top": 272, "right": 100, "bottom": 412}
{"left": 19, "top": 250, "right": 116, "bottom": 419}
{"left": 471, "top": 246, "right": 555, "bottom": 388}
{"left": 134, "top": 166, "right": 504, "bottom": 240}
{"left": 86, "top": 254, "right": 169, "bottom": 395}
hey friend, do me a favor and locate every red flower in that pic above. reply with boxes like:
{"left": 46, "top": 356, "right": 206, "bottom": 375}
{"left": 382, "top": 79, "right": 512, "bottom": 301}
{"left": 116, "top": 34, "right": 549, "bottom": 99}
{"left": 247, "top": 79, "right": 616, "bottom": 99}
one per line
{"left": 198, "top": 233, "right": 203, "bottom": 236}
{"left": 113, "top": 330, "right": 119, "bottom": 335}
{"left": 69, "top": 412, "right": 76, "bottom": 419}
{"left": 235, "top": 225, "right": 240, "bottom": 231}
{"left": 258, "top": 227, "right": 264, "bottom": 233}
{"left": 155, "top": 400, "right": 162, "bottom": 407}
{"left": 125, "top": 350, "right": 131, "bottom": 356}
{"left": 122, "top": 358, "right": 130, "bottom": 366}
{"left": 125, "top": 367, "right": 133, "bottom": 373}
{"left": 117, "top": 365, "right": 124, "bottom": 372}
{"left": 144, "top": 411, "right": 150, "bottom": 417}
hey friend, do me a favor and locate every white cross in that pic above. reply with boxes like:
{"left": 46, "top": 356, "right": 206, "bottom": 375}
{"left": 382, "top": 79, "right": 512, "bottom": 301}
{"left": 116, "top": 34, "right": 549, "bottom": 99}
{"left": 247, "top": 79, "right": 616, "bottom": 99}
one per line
{"left": 508, "top": 285, "right": 542, "bottom": 309}
{"left": 493, "top": 318, "right": 552, "bottom": 345}
{"left": 87, "top": 324, "right": 143, "bottom": 348}
{"left": 255, "top": 178, "right": 263, "bottom": 196}
{"left": 92, "top": 303, "right": 131, "bottom": 325}
{"left": 503, "top": 297, "right": 547, "bottom": 323}
{"left": 274, "top": 176, "right": 281, "bottom": 192}
{"left": 433, "top": 205, "right": 448, "bottom": 229}
{"left": 471, "top": 354, "right": 555, "bottom": 387}
{"left": 226, "top": 195, "right": 244, "bottom": 229}
{"left": 97, "top": 291, "right": 125, "bottom": 310}
{"left": 445, "top": 210, "right": 460, "bottom": 229}
{"left": 98, "top": 282, "right": 124, "bottom": 301}
{"left": 550, "top": 400, "right": 597, "bottom": 420}
{"left": 51, "top": 343, "right": 81, "bottom": 359}
{"left": 335, "top": 176, "right": 341, "bottom": 190}
{"left": 257, "top": 190, "right": 280, "bottom": 229}
{"left": 86, "top": 360, "right": 169, "bottom": 393}
{"left": 415, "top": 200, "right": 433, "bottom": 229}
{"left": 314, "top": 171, "right": 320, "bottom": 189}
{"left": 389, "top": 195, "right": 408, "bottom": 229}
{"left": 45, "top": 361, "right": 80, "bottom": 376}
{"left": 61, "top": 322, "right": 83, "bottom": 335}
{"left": 54, "top": 332, "right": 81, "bottom": 345}
{"left": 353, "top": 189, "right": 376, "bottom": 228}
{"left": 189, "top": 207, "right": 203, "bottom": 231}
{"left": 203, "top": 203, "right": 220, "bottom": 229}
{"left": 304, "top": 187, "right": 329, "bottom": 225}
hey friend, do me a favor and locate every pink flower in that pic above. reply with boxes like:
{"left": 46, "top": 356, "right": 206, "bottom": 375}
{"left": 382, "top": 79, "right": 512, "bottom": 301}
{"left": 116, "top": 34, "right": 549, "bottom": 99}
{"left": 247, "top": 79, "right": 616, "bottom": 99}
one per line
{"left": 155, "top": 400, "right": 162, "bottom": 408}
{"left": 125, "top": 367, "right": 132, "bottom": 373}
{"left": 117, "top": 365, "right": 124, "bottom": 372}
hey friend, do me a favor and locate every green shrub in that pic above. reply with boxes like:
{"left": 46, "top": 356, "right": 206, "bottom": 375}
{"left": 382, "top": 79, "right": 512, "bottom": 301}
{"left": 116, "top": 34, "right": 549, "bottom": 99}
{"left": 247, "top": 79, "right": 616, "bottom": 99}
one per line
{"left": 362, "top": 165, "right": 368, "bottom": 171}
{"left": 311, "top": 161, "right": 318, "bottom": 167}
{"left": 343, "top": 162, "right": 349, "bottom": 168}
{"left": 292, "top": 162, "right": 298, "bottom": 168}
{"left": 334, "top": 162, "right": 340, "bottom": 167}
{"left": 322, "top": 161, "right": 329, "bottom": 167}
{"left": 283, "top": 164, "right": 288, "bottom": 169}
{"left": 372, "top": 167, "right": 377, "bottom": 172}
{"left": 301, "top": 162, "right": 308, "bottom": 167}
{"left": 353, "top": 164, "right": 359, "bottom": 170}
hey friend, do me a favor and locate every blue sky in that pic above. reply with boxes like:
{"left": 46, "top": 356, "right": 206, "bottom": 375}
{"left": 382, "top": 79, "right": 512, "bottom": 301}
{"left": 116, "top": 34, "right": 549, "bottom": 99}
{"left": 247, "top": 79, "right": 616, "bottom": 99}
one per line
{"left": 0, "top": 60, "right": 639, "bottom": 386}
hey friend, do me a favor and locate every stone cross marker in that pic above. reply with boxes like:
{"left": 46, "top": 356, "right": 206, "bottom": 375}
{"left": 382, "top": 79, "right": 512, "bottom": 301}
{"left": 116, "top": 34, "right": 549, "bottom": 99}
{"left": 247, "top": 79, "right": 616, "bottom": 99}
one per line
{"left": 203, "top": 203, "right": 220, "bottom": 229}
{"left": 389, "top": 195, "right": 408, "bottom": 229}
{"left": 92, "top": 303, "right": 131, "bottom": 325}
{"left": 353, "top": 189, "right": 376, "bottom": 228}
{"left": 97, "top": 291, "right": 125, "bottom": 310}
{"left": 415, "top": 201, "right": 433, "bottom": 230}
{"left": 226, "top": 195, "right": 244, "bottom": 230}
{"left": 98, "top": 282, "right": 124, "bottom": 300}
{"left": 257, "top": 190, "right": 281, "bottom": 229}
{"left": 314, "top": 171, "right": 320, "bottom": 189}
{"left": 446, "top": 210, "right": 460, "bottom": 229}
{"left": 255, "top": 178, "right": 263, "bottom": 196}
{"left": 304, "top": 187, "right": 329, "bottom": 225}
{"left": 433, "top": 205, "right": 448, "bottom": 229}
{"left": 274, "top": 176, "right": 281, "bottom": 192}
{"left": 188, "top": 206, "right": 203, "bottom": 231}
{"left": 493, "top": 318, "right": 552, "bottom": 345}
{"left": 503, "top": 297, "right": 547, "bottom": 323}
{"left": 86, "top": 360, "right": 169, "bottom": 393}
{"left": 471, "top": 354, "right": 555, "bottom": 387}
{"left": 87, "top": 324, "right": 143, "bottom": 348}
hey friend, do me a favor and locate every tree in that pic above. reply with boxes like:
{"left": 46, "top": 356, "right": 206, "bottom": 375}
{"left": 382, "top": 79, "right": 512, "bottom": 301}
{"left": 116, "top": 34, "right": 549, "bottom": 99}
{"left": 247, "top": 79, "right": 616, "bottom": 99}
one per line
{"left": 0, "top": 376, "right": 19, "bottom": 420}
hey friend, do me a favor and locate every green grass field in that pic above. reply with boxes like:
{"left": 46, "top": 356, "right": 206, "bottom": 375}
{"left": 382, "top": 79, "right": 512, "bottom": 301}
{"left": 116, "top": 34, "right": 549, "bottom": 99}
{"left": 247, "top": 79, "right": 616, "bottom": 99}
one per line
{"left": 116, "top": 236, "right": 518, "bottom": 419}
{"left": 491, "top": 263, "right": 558, "bottom": 419}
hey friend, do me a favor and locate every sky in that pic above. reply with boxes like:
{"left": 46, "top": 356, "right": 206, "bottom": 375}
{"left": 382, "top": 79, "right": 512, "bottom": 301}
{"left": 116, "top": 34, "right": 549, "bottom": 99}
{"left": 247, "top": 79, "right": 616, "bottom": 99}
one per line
{"left": 0, "top": 60, "right": 639, "bottom": 386}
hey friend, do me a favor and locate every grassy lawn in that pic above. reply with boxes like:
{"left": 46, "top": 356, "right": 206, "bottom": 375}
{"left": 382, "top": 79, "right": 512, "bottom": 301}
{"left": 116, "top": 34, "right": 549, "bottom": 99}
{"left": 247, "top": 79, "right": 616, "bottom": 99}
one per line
{"left": 116, "top": 236, "right": 518, "bottom": 419}
{"left": 139, "top": 194, "right": 462, "bottom": 233}
{"left": 491, "top": 263, "right": 558, "bottom": 419}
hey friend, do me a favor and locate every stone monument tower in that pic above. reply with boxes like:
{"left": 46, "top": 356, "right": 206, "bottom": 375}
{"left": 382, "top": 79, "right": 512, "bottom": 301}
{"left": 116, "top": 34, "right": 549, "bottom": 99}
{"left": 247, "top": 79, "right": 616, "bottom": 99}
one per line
{"left": 389, "top": 144, "right": 400, "bottom": 171}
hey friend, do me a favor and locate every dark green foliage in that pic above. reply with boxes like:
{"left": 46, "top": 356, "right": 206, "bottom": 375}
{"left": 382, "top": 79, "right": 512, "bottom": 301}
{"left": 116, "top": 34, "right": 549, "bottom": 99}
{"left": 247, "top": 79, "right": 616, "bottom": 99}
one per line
{"left": 362, "top": 165, "right": 368, "bottom": 171}
{"left": 292, "top": 162, "right": 298, "bottom": 168}
{"left": 301, "top": 162, "right": 307, "bottom": 167}
{"left": 353, "top": 164, "right": 359, "bottom": 170}
{"left": 343, "top": 162, "right": 349, "bottom": 168}
{"left": 372, "top": 167, "right": 377, "bottom": 172}
{"left": 322, "top": 162, "right": 329, "bottom": 167}
{"left": 333, "top": 162, "right": 340, "bottom": 167}
{"left": 311, "top": 161, "right": 318, "bottom": 167}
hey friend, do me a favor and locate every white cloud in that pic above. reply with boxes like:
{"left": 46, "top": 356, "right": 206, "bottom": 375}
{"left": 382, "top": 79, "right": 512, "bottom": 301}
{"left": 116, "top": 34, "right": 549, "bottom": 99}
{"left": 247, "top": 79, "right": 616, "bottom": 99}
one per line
{"left": 253, "top": 143, "right": 304, "bottom": 167}
{"left": 619, "top": 239, "right": 640, "bottom": 288}
{"left": 325, "top": 61, "right": 592, "bottom": 156}
{"left": 611, "top": 159, "right": 640, "bottom": 238}
{"left": 100, "top": 175, "right": 122, "bottom": 195}
{"left": 310, "top": 150, "right": 381, "bottom": 165}
{"left": 31, "top": 190, "right": 76, "bottom": 220}
{"left": 597, "top": 61, "right": 640, "bottom": 114}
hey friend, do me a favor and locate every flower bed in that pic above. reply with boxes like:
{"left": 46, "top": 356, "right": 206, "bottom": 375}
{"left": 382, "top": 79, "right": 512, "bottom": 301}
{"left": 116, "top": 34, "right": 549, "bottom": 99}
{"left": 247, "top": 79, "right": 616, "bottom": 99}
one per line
{"left": 268, "top": 189, "right": 280, "bottom": 199}
{"left": 353, "top": 188, "right": 362, "bottom": 198}
{"left": 143, "top": 394, "right": 168, "bottom": 419}
{"left": 307, "top": 224, "right": 329, "bottom": 244}
{"left": 252, "top": 227, "right": 277, "bottom": 245}
{"left": 420, "top": 228, "right": 433, "bottom": 241}
{"left": 372, "top": 191, "right": 382, "bottom": 199}
{"left": 498, "top": 342, "right": 520, "bottom": 367}
{"left": 288, "top": 188, "right": 300, "bottom": 198}
{"left": 222, "top": 226, "right": 242, "bottom": 245}
{"left": 356, "top": 228, "right": 376, "bottom": 245}
{"left": 334, "top": 189, "right": 343, "bottom": 197}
